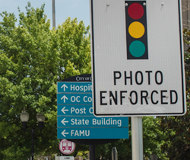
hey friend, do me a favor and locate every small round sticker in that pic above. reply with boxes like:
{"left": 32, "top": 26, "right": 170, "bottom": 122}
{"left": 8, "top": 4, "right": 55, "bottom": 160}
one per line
{"left": 59, "top": 139, "right": 76, "bottom": 155}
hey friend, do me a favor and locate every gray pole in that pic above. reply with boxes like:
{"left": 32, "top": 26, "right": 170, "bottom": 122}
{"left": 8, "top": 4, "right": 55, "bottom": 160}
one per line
{"left": 132, "top": 117, "right": 143, "bottom": 160}
{"left": 52, "top": 0, "right": 56, "bottom": 28}
{"left": 112, "top": 147, "right": 118, "bottom": 160}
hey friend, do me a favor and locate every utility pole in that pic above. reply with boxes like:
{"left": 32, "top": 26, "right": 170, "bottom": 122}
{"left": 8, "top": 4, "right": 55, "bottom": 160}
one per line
{"left": 52, "top": 0, "right": 56, "bottom": 28}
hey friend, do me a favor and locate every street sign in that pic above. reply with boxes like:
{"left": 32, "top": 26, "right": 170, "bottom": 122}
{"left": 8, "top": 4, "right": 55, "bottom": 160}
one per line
{"left": 57, "top": 82, "right": 92, "bottom": 93}
{"left": 57, "top": 105, "right": 92, "bottom": 116}
{"left": 57, "top": 93, "right": 92, "bottom": 105}
{"left": 91, "top": 0, "right": 186, "bottom": 116}
{"left": 57, "top": 117, "right": 128, "bottom": 128}
{"left": 57, "top": 75, "right": 129, "bottom": 139}
{"left": 57, "top": 128, "right": 129, "bottom": 139}
{"left": 59, "top": 139, "right": 76, "bottom": 155}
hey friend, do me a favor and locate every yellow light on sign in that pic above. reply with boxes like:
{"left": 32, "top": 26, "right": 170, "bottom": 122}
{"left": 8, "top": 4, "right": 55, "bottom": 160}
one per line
{"left": 128, "top": 21, "right": 145, "bottom": 39}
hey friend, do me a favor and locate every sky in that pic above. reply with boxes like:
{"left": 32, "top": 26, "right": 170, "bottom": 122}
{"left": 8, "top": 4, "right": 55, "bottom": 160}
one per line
{"left": 0, "top": 0, "right": 90, "bottom": 27}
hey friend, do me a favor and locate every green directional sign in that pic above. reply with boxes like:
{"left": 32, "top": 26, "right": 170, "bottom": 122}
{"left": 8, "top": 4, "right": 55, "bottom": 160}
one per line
{"left": 57, "top": 74, "right": 129, "bottom": 139}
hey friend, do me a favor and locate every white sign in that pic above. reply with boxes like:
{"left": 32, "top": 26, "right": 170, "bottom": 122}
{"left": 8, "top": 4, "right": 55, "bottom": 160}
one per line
{"left": 91, "top": 0, "right": 186, "bottom": 116}
{"left": 59, "top": 139, "right": 76, "bottom": 155}
{"left": 55, "top": 156, "right": 74, "bottom": 160}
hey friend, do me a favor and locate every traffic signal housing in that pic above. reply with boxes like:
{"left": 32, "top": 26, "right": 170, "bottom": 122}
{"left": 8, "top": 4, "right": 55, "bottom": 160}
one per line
{"left": 125, "top": 1, "right": 148, "bottom": 60}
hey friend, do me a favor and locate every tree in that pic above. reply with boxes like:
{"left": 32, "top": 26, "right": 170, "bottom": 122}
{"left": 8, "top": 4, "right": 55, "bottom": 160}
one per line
{"left": 157, "top": 29, "right": 190, "bottom": 160}
{"left": 0, "top": 3, "right": 91, "bottom": 159}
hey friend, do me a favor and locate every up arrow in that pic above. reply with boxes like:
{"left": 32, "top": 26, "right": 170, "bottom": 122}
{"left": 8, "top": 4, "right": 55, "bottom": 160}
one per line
{"left": 61, "top": 84, "right": 68, "bottom": 91}
{"left": 61, "top": 107, "right": 69, "bottom": 114}
{"left": 62, "top": 130, "right": 69, "bottom": 137}
{"left": 61, "top": 118, "right": 69, "bottom": 125}
{"left": 61, "top": 95, "right": 68, "bottom": 103}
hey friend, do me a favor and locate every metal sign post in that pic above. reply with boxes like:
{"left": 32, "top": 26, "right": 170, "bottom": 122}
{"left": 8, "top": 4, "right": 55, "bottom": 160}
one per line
{"left": 89, "top": 144, "right": 95, "bottom": 160}
{"left": 52, "top": 0, "right": 56, "bottom": 28}
{"left": 112, "top": 147, "right": 118, "bottom": 160}
{"left": 132, "top": 117, "right": 143, "bottom": 160}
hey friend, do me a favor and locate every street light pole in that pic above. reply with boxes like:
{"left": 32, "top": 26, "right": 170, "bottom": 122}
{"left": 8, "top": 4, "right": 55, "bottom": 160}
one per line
{"left": 31, "top": 128, "right": 34, "bottom": 160}
{"left": 52, "top": 0, "right": 56, "bottom": 28}
{"left": 20, "top": 110, "right": 45, "bottom": 160}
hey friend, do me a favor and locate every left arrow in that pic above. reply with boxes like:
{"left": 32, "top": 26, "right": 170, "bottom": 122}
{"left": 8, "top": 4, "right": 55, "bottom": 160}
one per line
{"left": 62, "top": 130, "right": 69, "bottom": 137}
{"left": 61, "top": 118, "right": 69, "bottom": 125}
{"left": 61, "top": 107, "right": 69, "bottom": 114}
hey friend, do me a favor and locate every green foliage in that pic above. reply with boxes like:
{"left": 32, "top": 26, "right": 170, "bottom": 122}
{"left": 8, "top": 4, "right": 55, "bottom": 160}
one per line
{"left": 156, "top": 29, "right": 190, "bottom": 160}
{"left": 94, "top": 139, "right": 131, "bottom": 159}
{"left": 0, "top": 2, "right": 91, "bottom": 159}
{"left": 184, "top": 29, "right": 190, "bottom": 106}
{"left": 143, "top": 117, "right": 169, "bottom": 160}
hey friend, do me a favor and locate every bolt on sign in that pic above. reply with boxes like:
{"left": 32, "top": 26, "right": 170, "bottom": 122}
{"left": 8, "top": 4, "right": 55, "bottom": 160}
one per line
{"left": 90, "top": 0, "right": 186, "bottom": 116}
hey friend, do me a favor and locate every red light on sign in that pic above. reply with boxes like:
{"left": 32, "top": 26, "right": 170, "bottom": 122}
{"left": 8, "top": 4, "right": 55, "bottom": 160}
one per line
{"left": 128, "top": 3, "right": 144, "bottom": 20}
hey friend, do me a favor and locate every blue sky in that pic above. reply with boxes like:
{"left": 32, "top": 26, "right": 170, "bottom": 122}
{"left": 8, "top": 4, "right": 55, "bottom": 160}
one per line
{"left": 0, "top": 0, "right": 90, "bottom": 27}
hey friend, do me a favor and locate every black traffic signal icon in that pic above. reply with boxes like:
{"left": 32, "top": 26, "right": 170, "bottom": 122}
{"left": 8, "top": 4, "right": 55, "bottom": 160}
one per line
{"left": 125, "top": 1, "right": 148, "bottom": 60}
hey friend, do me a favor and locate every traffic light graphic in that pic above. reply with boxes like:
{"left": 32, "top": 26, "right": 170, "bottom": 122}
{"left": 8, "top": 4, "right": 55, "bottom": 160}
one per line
{"left": 125, "top": 1, "right": 148, "bottom": 59}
